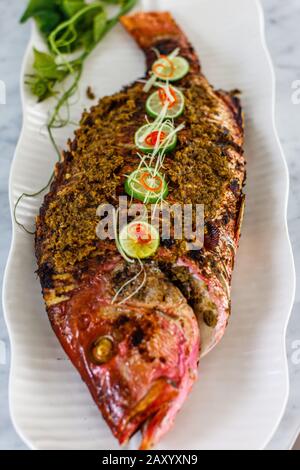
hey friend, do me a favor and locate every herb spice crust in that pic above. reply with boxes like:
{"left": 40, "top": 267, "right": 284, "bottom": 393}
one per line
{"left": 37, "top": 79, "right": 243, "bottom": 274}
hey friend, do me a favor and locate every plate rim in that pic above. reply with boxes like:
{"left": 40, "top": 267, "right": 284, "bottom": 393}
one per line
{"left": 2, "top": 0, "right": 296, "bottom": 450}
{"left": 253, "top": 0, "right": 296, "bottom": 449}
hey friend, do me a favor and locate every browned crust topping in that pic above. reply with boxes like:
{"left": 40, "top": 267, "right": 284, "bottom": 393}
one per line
{"left": 36, "top": 78, "right": 244, "bottom": 276}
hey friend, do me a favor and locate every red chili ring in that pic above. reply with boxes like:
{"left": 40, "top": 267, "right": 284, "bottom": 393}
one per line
{"left": 129, "top": 223, "right": 152, "bottom": 244}
{"left": 145, "top": 130, "right": 167, "bottom": 147}
{"left": 158, "top": 87, "right": 177, "bottom": 109}
{"left": 152, "top": 55, "right": 175, "bottom": 79}
{"left": 139, "top": 172, "right": 163, "bottom": 193}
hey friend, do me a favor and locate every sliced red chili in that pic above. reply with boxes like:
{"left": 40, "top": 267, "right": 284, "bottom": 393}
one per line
{"left": 145, "top": 130, "right": 167, "bottom": 147}
{"left": 139, "top": 172, "right": 163, "bottom": 193}
{"left": 152, "top": 56, "right": 175, "bottom": 79}
{"left": 129, "top": 223, "right": 152, "bottom": 245}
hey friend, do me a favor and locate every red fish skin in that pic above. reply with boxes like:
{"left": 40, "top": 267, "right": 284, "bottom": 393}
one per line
{"left": 47, "top": 256, "right": 200, "bottom": 446}
{"left": 177, "top": 256, "right": 229, "bottom": 356}
{"left": 140, "top": 326, "right": 200, "bottom": 449}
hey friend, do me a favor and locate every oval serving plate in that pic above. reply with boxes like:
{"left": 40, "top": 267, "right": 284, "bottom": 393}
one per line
{"left": 3, "top": 0, "right": 295, "bottom": 450}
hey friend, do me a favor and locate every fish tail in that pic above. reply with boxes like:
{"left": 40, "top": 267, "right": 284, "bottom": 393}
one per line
{"left": 120, "top": 12, "right": 200, "bottom": 73}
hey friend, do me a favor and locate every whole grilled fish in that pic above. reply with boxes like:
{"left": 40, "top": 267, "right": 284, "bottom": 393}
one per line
{"left": 35, "top": 12, "right": 245, "bottom": 449}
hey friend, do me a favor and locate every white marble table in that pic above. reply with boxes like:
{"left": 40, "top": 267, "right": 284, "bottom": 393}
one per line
{"left": 261, "top": 0, "right": 300, "bottom": 451}
{"left": 0, "top": 0, "right": 299, "bottom": 450}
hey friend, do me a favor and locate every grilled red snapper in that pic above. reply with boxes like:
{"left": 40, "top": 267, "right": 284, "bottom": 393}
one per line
{"left": 35, "top": 12, "right": 245, "bottom": 449}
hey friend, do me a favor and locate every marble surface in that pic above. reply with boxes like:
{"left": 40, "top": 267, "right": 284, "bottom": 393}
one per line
{"left": 0, "top": 0, "right": 299, "bottom": 450}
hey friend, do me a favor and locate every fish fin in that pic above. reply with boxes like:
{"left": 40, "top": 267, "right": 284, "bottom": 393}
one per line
{"left": 120, "top": 12, "right": 200, "bottom": 73}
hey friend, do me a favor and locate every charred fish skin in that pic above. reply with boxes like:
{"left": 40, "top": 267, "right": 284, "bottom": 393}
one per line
{"left": 121, "top": 11, "right": 245, "bottom": 354}
{"left": 35, "top": 12, "right": 245, "bottom": 449}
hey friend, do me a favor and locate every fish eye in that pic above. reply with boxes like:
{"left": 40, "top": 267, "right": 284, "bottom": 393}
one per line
{"left": 91, "top": 336, "right": 114, "bottom": 364}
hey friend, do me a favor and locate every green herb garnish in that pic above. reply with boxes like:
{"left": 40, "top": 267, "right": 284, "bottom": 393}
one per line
{"left": 16, "top": 0, "right": 138, "bottom": 233}
{"left": 21, "top": 0, "right": 138, "bottom": 103}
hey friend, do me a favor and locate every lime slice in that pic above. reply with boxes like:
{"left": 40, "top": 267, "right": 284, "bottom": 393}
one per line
{"left": 119, "top": 221, "right": 160, "bottom": 259}
{"left": 134, "top": 123, "right": 177, "bottom": 154}
{"left": 152, "top": 56, "right": 190, "bottom": 82}
{"left": 146, "top": 86, "right": 185, "bottom": 119}
{"left": 125, "top": 168, "right": 169, "bottom": 204}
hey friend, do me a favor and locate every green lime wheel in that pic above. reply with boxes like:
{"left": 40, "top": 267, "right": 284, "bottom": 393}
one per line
{"left": 146, "top": 86, "right": 185, "bottom": 119}
{"left": 134, "top": 123, "right": 177, "bottom": 154}
{"left": 152, "top": 56, "right": 190, "bottom": 82}
{"left": 119, "top": 221, "right": 160, "bottom": 259}
{"left": 125, "top": 168, "right": 169, "bottom": 204}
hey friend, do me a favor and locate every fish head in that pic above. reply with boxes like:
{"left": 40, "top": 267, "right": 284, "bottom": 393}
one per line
{"left": 48, "top": 259, "right": 200, "bottom": 449}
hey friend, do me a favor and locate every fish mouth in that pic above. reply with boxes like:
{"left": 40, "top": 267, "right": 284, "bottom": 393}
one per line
{"left": 140, "top": 404, "right": 175, "bottom": 451}
{"left": 48, "top": 260, "right": 200, "bottom": 449}
{"left": 91, "top": 301, "right": 200, "bottom": 449}
{"left": 115, "top": 323, "right": 199, "bottom": 450}
{"left": 121, "top": 363, "right": 197, "bottom": 450}
{"left": 139, "top": 352, "right": 198, "bottom": 450}
{"left": 117, "top": 378, "right": 179, "bottom": 447}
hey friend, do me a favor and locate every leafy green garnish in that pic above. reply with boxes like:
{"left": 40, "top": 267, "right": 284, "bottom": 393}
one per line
{"left": 32, "top": 49, "right": 66, "bottom": 80}
{"left": 21, "top": 0, "right": 65, "bottom": 33}
{"left": 20, "top": 0, "right": 58, "bottom": 23}
{"left": 25, "top": 49, "right": 68, "bottom": 101}
{"left": 20, "top": 0, "right": 139, "bottom": 110}
{"left": 34, "top": 11, "right": 63, "bottom": 35}
{"left": 61, "top": 0, "right": 86, "bottom": 18}
{"left": 93, "top": 11, "right": 107, "bottom": 43}
{"left": 16, "top": 0, "right": 138, "bottom": 233}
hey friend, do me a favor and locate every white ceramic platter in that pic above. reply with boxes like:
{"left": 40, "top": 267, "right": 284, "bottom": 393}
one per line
{"left": 3, "top": 0, "right": 295, "bottom": 450}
